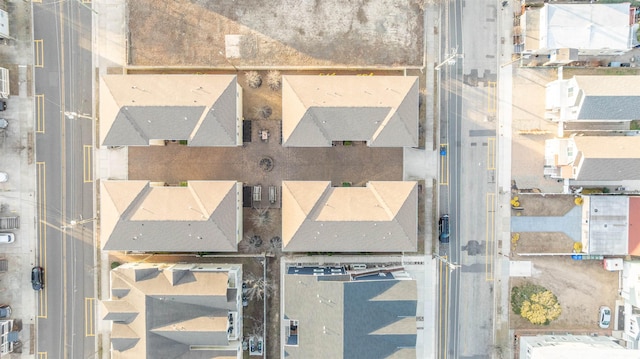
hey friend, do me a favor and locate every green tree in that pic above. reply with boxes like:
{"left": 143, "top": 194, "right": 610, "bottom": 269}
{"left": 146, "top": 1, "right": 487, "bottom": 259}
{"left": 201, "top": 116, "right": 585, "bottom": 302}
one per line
{"left": 511, "top": 283, "right": 561, "bottom": 325}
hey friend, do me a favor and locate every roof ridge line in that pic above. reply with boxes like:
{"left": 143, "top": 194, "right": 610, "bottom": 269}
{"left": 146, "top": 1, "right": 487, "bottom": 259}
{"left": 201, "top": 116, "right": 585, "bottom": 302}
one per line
{"left": 368, "top": 183, "right": 396, "bottom": 220}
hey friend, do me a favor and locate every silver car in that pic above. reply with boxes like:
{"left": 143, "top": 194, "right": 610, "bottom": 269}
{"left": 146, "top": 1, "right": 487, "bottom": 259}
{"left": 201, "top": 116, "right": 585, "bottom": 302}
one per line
{"left": 599, "top": 306, "right": 611, "bottom": 329}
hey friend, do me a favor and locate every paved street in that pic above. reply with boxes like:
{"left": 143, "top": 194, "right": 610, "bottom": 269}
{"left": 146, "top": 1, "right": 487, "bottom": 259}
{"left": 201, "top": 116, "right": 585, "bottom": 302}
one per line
{"left": 33, "top": 1, "right": 96, "bottom": 358}
{"left": 436, "top": 0, "right": 506, "bottom": 357}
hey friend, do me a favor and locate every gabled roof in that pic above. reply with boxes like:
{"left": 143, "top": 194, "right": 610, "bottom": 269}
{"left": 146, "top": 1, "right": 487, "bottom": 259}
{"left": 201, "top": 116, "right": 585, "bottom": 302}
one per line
{"left": 282, "top": 76, "right": 418, "bottom": 147}
{"left": 103, "top": 263, "right": 240, "bottom": 359}
{"left": 538, "top": 3, "right": 631, "bottom": 51}
{"left": 100, "top": 181, "right": 241, "bottom": 252}
{"left": 100, "top": 75, "right": 240, "bottom": 146}
{"left": 573, "top": 136, "right": 640, "bottom": 181}
{"left": 573, "top": 76, "right": 640, "bottom": 120}
{"left": 283, "top": 273, "right": 417, "bottom": 359}
{"left": 282, "top": 181, "right": 417, "bottom": 252}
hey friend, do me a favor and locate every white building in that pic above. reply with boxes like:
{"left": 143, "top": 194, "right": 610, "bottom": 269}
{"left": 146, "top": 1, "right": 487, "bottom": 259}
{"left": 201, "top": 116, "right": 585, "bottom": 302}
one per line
{"left": 519, "top": 335, "right": 636, "bottom": 358}
{"left": 522, "top": 3, "right": 636, "bottom": 55}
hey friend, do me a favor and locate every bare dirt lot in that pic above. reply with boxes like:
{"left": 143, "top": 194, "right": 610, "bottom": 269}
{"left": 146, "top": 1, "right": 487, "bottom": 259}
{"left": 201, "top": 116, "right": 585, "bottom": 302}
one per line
{"left": 511, "top": 193, "right": 576, "bottom": 217}
{"left": 127, "top": 0, "right": 424, "bottom": 67}
{"left": 510, "top": 67, "right": 561, "bottom": 193}
{"left": 510, "top": 257, "right": 618, "bottom": 331}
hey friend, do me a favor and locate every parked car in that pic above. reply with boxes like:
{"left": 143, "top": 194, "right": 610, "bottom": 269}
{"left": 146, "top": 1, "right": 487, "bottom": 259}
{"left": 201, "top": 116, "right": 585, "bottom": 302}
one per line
{"left": 0, "top": 305, "right": 11, "bottom": 318}
{"left": 250, "top": 337, "right": 255, "bottom": 352}
{"left": 242, "top": 295, "right": 248, "bottom": 307}
{"left": 439, "top": 215, "right": 450, "bottom": 243}
{"left": 599, "top": 306, "right": 611, "bottom": 329}
{"left": 0, "top": 233, "right": 14, "bottom": 244}
{"left": 0, "top": 100, "right": 6, "bottom": 111}
{"left": 0, "top": 118, "right": 7, "bottom": 129}
{"left": 257, "top": 338, "right": 263, "bottom": 352}
{"left": 0, "top": 172, "right": 7, "bottom": 183}
{"left": 440, "top": 144, "right": 447, "bottom": 156}
{"left": 31, "top": 266, "right": 44, "bottom": 290}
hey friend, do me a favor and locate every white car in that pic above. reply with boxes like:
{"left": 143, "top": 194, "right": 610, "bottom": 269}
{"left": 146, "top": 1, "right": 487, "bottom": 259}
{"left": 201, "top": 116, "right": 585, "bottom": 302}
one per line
{"left": 0, "top": 172, "right": 7, "bottom": 183}
{"left": 0, "top": 233, "right": 14, "bottom": 244}
{"left": 599, "top": 306, "right": 611, "bottom": 329}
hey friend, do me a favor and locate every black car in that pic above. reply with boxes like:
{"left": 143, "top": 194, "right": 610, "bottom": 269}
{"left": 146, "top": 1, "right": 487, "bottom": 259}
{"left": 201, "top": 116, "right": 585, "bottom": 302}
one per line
{"left": 438, "top": 215, "right": 450, "bottom": 243}
{"left": 0, "top": 100, "right": 6, "bottom": 111}
{"left": 31, "top": 266, "right": 44, "bottom": 290}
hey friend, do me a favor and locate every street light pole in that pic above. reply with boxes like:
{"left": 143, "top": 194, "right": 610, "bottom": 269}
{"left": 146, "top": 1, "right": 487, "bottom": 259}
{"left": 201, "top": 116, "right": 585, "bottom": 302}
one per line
{"left": 434, "top": 253, "right": 461, "bottom": 271}
{"left": 435, "top": 48, "right": 464, "bottom": 71}
{"left": 60, "top": 216, "right": 97, "bottom": 230}
{"left": 64, "top": 111, "right": 93, "bottom": 120}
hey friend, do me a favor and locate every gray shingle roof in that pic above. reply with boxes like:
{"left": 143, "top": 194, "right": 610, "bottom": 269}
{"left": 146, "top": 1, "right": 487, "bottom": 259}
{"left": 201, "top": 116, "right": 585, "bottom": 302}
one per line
{"left": 283, "top": 273, "right": 417, "bottom": 359}
{"left": 282, "top": 181, "right": 418, "bottom": 252}
{"left": 573, "top": 136, "right": 640, "bottom": 181}
{"left": 282, "top": 76, "right": 418, "bottom": 147}
{"left": 100, "top": 181, "right": 241, "bottom": 252}
{"left": 100, "top": 75, "right": 240, "bottom": 146}
{"left": 573, "top": 76, "right": 640, "bottom": 121}
{"left": 104, "top": 263, "right": 242, "bottom": 359}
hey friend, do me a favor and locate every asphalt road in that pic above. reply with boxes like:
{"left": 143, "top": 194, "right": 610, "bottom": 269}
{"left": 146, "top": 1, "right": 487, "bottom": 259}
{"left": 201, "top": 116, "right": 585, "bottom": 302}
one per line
{"left": 33, "top": 1, "right": 95, "bottom": 358}
{"left": 436, "top": 0, "right": 501, "bottom": 358}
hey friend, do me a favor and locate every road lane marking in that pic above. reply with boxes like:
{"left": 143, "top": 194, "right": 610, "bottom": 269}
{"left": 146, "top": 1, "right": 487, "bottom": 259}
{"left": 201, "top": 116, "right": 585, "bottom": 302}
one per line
{"left": 440, "top": 143, "right": 449, "bottom": 185}
{"left": 85, "top": 297, "right": 96, "bottom": 336}
{"left": 37, "top": 353, "right": 47, "bottom": 359}
{"left": 444, "top": 258, "right": 449, "bottom": 359}
{"left": 36, "top": 162, "right": 48, "bottom": 318}
{"left": 34, "top": 39, "right": 44, "bottom": 67}
{"left": 487, "top": 137, "right": 495, "bottom": 170}
{"left": 486, "top": 192, "right": 496, "bottom": 281}
{"left": 437, "top": 261, "right": 444, "bottom": 353}
{"left": 487, "top": 81, "right": 497, "bottom": 114}
{"left": 36, "top": 95, "right": 45, "bottom": 133}
{"left": 83, "top": 145, "right": 93, "bottom": 182}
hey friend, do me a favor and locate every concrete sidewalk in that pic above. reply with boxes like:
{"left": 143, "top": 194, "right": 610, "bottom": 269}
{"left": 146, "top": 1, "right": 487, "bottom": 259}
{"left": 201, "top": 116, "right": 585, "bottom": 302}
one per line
{"left": 0, "top": 0, "right": 38, "bottom": 356}
{"left": 94, "top": 0, "right": 127, "bottom": 357}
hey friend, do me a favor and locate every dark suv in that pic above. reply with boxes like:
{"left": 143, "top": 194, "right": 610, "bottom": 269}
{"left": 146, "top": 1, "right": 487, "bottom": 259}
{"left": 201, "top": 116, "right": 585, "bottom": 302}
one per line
{"left": 31, "top": 266, "right": 44, "bottom": 290}
{"left": 439, "top": 215, "right": 450, "bottom": 243}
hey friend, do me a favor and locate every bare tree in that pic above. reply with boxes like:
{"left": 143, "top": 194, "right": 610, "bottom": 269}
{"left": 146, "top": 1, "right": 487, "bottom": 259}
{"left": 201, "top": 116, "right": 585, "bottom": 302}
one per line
{"left": 244, "top": 273, "right": 272, "bottom": 301}
{"left": 245, "top": 71, "right": 262, "bottom": 89}
{"left": 239, "top": 232, "right": 263, "bottom": 253}
{"left": 254, "top": 105, "right": 272, "bottom": 119}
{"left": 251, "top": 207, "right": 273, "bottom": 229}
{"left": 266, "top": 70, "right": 282, "bottom": 91}
{"left": 267, "top": 236, "right": 282, "bottom": 256}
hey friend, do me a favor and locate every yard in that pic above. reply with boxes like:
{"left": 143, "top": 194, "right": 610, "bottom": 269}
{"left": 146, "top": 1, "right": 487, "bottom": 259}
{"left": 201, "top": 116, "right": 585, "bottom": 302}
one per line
{"left": 127, "top": 0, "right": 424, "bottom": 67}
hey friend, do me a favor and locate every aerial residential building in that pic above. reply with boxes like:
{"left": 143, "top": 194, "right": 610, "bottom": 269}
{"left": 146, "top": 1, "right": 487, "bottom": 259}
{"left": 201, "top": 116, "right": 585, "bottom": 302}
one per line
{"left": 281, "top": 263, "right": 417, "bottom": 359}
{"left": 521, "top": 3, "right": 636, "bottom": 55}
{"left": 622, "top": 261, "right": 640, "bottom": 348}
{"left": 545, "top": 76, "right": 640, "bottom": 124}
{"left": 519, "top": 335, "right": 636, "bottom": 359}
{"left": 579, "top": 195, "right": 640, "bottom": 257}
{"left": 99, "top": 74, "right": 242, "bottom": 147}
{"left": 282, "top": 75, "right": 418, "bottom": 147}
{"left": 281, "top": 181, "right": 418, "bottom": 252}
{"left": 100, "top": 180, "right": 242, "bottom": 252}
{"left": 544, "top": 136, "right": 640, "bottom": 182}
{"left": 102, "top": 263, "right": 243, "bottom": 359}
